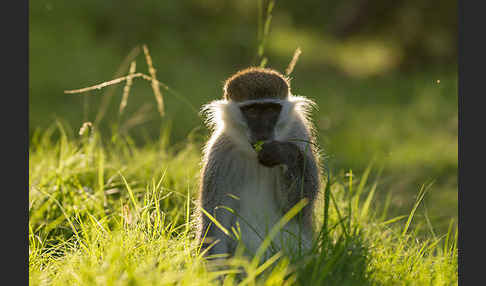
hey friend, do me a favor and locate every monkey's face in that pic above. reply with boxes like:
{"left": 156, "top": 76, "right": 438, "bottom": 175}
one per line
{"left": 239, "top": 102, "right": 282, "bottom": 145}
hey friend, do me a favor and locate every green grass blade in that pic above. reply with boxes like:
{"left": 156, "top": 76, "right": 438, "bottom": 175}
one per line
{"left": 119, "top": 172, "right": 139, "bottom": 211}
{"left": 199, "top": 207, "right": 230, "bottom": 237}
{"left": 402, "top": 182, "right": 433, "bottom": 237}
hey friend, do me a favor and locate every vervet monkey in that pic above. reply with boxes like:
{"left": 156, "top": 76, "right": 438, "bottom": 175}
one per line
{"left": 196, "top": 67, "right": 321, "bottom": 259}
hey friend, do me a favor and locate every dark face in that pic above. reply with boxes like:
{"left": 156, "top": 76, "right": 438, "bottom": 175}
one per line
{"left": 240, "top": 102, "right": 282, "bottom": 144}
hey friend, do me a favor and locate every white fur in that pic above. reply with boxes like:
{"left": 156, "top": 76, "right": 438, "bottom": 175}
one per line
{"left": 236, "top": 159, "right": 311, "bottom": 257}
{"left": 201, "top": 95, "right": 315, "bottom": 150}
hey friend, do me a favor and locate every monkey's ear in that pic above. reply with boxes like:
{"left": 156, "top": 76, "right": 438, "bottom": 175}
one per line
{"left": 223, "top": 67, "right": 290, "bottom": 102}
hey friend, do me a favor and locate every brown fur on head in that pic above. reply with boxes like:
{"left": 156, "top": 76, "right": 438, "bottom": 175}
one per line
{"left": 223, "top": 67, "right": 290, "bottom": 102}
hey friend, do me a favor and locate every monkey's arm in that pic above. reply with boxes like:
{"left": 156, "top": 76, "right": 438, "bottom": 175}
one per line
{"left": 198, "top": 136, "right": 240, "bottom": 257}
{"left": 257, "top": 141, "right": 320, "bottom": 221}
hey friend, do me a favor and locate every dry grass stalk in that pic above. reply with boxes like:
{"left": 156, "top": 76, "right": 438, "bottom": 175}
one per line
{"left": 64, "top": 72, "right": 150, "bottom": 94}
{"left": 65, "top": 72, "right": 170, "bottom": 93}
{"left": 95, "top": 45, "right": 141, "bottom": 126}
{"left": 79, "top": 121, "right": 93, "bottom": 136}
{"left": 122, "top": 204, "right": 133, "bottom": 227}
{"left": 64, "top": 44, "right": 170, "bottom": 122}
{"left": 65, "top": 72, "right": 171, "bottom": 94}
{"left": 285, "top": 47, "right": 302, "bottom": 76}
{"left": 143, "top": 44, "right": 165, "bottom": 117}
{"left": 119, "top": 61, "right": 137, "bottom": 115}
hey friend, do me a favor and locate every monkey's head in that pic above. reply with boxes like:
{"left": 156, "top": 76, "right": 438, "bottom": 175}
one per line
{"left": 222, "top": 67, "right": 291, "bottom": 146}
{"left": 202, "top": 67, "right": 315, "bottom": 155}
{"left": 223, "top": 67, "right": 290, "bottom": 102}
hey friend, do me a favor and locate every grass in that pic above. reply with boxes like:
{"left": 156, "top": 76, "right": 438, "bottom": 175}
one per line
{"left": 29, "top": 124, "right": 457, "bottom": 285}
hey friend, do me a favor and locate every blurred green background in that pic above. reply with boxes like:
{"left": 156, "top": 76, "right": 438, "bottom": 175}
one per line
{"left": 29, "top": 0, "right": 457, "bottom": 233}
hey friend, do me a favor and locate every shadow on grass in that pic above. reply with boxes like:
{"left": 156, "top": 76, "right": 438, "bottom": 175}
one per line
{"left": 289, "top": 230, "right": 371, "bottom": 286}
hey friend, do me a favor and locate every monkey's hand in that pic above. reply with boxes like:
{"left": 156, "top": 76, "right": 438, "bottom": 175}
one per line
{"left": 257, "top": 140, "right": 302, "bottom": 168}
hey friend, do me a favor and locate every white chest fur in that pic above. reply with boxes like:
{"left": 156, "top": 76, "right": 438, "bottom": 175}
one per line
{"left": 234, "top": 159, "right": 310, "bottom": 257}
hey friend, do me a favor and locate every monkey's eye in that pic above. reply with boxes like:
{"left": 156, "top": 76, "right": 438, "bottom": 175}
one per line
{"left": 267, "top": 106, "right": 281, "bottom": 113}
{"left": 252, "top": 109, "right": 264, "bottom": 118}
{"left": 241, "top": 106, "right": 260, "bottom": 118}
{"left": 241, "top": 103, "right": 281, "bottom": 120}
{"left": 246, "top": 107, "right": 258, "bottom": 114}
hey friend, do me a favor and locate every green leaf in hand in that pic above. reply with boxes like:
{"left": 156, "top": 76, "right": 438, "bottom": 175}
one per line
{"left": 253, "top": 141, "right": 264, "bottom": 153}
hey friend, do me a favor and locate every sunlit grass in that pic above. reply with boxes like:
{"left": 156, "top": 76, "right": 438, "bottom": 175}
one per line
{"left": 29, "top": 125, "right": 457, "bottom": 285}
